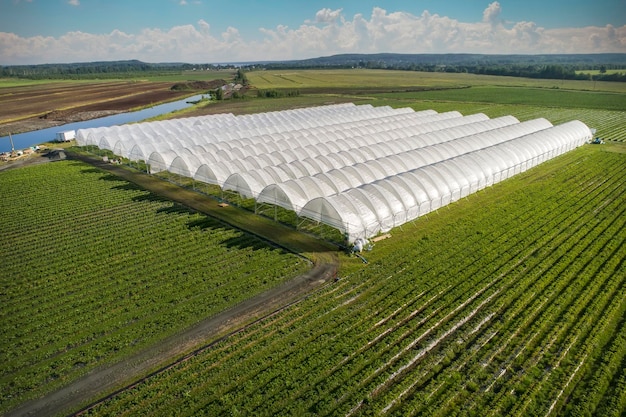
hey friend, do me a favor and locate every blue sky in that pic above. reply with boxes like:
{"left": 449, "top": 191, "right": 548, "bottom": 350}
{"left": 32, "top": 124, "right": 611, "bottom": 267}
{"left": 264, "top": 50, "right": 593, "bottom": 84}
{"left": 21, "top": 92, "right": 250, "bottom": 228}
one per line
{"left": 1, "top": 0, "right": 625, "bottom": 64}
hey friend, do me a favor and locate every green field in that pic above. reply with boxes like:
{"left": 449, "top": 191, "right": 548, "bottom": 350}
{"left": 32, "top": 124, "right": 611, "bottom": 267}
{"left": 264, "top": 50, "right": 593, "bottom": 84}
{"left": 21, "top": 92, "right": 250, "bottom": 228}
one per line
{"left": 141, "top": 69, "right": 236, "bottom": 83}
{"left": 0, "top": 161, "right": 309, "bottom": 413}
{"left": 247, "top": 69, "right": 626, "bottom": 93}
{"left": 364, "top": 89, "right": 626, "bottom": 142}
{"left": 372, "top": 86, "right": 626, "bottom": 111}
{"left": 576, "top": 69, "right": 626, "bottom": 76}
{"left": 2, "top": 69, "right": 626, "bottom": 416}
{"left": 239, "top": 70, "right": 626, "bottom": 142}
{"left": 0, "top": 78, "right": 103, "bottom": 88}
{"left": 83, "top": 143, "right": 626, "bottom": 417}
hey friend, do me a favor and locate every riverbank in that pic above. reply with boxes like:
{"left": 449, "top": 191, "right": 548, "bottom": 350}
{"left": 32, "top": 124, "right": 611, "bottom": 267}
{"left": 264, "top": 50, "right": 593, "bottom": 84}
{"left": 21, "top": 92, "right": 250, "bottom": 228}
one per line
{"left": 0, "top": 80, "right": 208, "bottom": 137}
{"left": 0, "top": 110, "right": 124, "bottom": 137}
{"left": 0, "top": 92, "right": 209, "bottom": 153}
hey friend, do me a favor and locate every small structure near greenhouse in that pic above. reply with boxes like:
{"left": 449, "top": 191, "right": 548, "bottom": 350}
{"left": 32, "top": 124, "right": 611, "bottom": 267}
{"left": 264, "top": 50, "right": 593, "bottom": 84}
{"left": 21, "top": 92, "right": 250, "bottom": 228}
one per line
{"left": 55, "top": 130, "right": 75, "bottom": 142}
{"left": 75, "top": 103, "right": 593, "bottom": 245}
{"left": 47, "top": 149, "right": 67, "bottom": 161}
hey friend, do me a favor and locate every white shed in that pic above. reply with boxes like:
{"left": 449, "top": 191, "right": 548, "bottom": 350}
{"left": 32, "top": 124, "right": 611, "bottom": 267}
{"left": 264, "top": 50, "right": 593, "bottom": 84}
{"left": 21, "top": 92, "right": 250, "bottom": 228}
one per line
{"left": 56, "top": 130, "right": 76, "bottom": 142}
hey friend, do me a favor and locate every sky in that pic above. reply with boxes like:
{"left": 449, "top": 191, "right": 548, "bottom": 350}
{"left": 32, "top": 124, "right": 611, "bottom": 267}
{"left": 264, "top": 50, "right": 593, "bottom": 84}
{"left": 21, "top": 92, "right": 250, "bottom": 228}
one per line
{"left": 1, "top": 0, "right": 625, "bottom": 65}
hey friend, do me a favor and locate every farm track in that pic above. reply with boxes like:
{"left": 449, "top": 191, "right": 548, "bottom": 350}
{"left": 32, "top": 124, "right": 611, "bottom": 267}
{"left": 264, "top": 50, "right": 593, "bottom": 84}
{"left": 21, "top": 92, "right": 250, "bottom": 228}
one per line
{"left": 4, "top": 153, "right": 339, "bottom": 417}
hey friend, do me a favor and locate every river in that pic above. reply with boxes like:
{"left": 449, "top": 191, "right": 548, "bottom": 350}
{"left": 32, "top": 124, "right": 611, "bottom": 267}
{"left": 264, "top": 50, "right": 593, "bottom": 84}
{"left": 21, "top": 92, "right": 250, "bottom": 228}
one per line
{"left": 0, "top": 94, "right": 206, "bottom": 153}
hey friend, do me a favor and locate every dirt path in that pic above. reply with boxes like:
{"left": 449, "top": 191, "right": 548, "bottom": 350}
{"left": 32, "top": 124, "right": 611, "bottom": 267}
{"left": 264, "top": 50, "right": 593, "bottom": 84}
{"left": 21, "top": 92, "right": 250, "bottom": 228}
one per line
{"left": 6, "top": 153, "right": 339, "bottom": 417}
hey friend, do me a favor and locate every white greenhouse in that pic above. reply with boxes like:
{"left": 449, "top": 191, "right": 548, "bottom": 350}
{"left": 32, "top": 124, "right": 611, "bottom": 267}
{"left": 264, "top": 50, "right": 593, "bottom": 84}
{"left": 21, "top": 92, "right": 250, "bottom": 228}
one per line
{"left": 76, "top": 103, "right": 592, "bottom": 243}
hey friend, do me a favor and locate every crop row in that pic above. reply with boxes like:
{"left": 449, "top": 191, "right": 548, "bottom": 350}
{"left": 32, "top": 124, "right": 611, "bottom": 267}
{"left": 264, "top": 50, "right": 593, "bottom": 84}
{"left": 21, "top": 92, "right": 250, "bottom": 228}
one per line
{"left": 78, "top": 150, "right": 576, "bottom": 412}
{"left": 81, "top": 145, "right": 625, "bottom": 416}
{"left": 0, "top": 161, "right": 309, "bottom": 414}
{"left": 536, "top": 108, "right": 626, "bottom": 142}
{"left": 342, "top": 158, "right": 624, "bottom": 414}
{"left": 288, "top": 147, "right": 620, "bottom": 412}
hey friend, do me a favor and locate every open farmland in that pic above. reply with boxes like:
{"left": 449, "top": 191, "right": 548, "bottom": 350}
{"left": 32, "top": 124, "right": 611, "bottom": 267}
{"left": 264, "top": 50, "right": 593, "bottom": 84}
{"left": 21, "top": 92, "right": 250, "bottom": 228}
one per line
{"left": 76, "top": 142, "right": 626, "bottom": 417}
{"left": 0, "top": 75, "right": 223, "bottom": 136}
{"left": 0, "top": 160, "right": 312, "bottom": 415}
{"left": 246, "top": 69, "right": 626, "bottom": 93}
{"left": 0, "top": 81, "right": 189, "bottom": 122}
{"left": 187, "top": 69, "right": 626, "bottom": 142}
{"left": 366, "top": 84, "right": 626, "bottom": 142}
{"left": 2, "top": 69, "right": 625, "bottom": 416}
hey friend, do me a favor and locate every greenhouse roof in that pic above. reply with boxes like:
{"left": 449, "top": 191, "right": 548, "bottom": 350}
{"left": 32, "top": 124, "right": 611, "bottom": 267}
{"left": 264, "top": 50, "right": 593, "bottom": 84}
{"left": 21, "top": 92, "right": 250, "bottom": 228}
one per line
{"left": 76, "top": 103, "right": 592, "bottom": 243}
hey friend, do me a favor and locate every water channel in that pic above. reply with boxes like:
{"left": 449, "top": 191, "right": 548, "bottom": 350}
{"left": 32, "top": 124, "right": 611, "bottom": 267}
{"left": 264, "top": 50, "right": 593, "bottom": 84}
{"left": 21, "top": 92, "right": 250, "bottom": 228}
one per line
{"left": 0, "top": 94, "right": 206, "bottom": 153}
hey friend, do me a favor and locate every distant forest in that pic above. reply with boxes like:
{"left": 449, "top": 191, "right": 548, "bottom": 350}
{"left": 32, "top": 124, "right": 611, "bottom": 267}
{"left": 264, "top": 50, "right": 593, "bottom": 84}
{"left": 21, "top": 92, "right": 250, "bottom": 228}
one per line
{"left": 2, "top": 54, "right": 626, "bottom": 82}
{"left": 264, "top": 53, "right": 626, "bottom": 82}
{"left": 0, "top": 60, "right": 236, "bottom": 79}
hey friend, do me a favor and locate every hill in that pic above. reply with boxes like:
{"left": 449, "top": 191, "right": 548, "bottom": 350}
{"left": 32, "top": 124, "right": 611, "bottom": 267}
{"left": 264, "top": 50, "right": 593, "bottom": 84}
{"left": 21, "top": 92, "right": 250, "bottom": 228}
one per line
{"left": 277, "top": 52, "right": 626, "bottom": 67}
{"left": 261, "top": 53, "right": 626, "bottom": 82}
{"left": 3, "top": 54, "right": 626, "bottom": 82}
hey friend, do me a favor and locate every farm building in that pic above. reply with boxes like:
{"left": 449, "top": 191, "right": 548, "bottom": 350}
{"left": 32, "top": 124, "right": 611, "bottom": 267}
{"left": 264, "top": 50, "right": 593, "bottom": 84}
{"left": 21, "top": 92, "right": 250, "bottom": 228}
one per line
{"left": 56, "top": 130, "right": 76, "bottom": 142}
{"left": 75, "top": 103, "right": 592, "bottom": 243}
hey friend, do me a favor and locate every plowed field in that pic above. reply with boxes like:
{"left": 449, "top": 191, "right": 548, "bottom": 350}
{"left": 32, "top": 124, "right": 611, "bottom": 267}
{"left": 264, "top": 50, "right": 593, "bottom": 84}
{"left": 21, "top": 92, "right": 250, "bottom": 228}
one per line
{"left": 0, "top": 81, "right": 192, "bottom": 136}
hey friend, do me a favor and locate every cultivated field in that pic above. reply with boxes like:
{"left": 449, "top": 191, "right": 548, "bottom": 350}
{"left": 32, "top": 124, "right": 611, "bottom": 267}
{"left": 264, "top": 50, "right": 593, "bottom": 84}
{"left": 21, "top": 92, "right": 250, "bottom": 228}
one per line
{"left": 247, "top": 68, "right": 626, "bottom": 93}
{"left": 0, "top": 160, "right": 312, "bottom": 415}
{"left": 83, "top": 143, "right": 626, "bottom": 416}
{"left": 186, "top": 69, "right": 626, "bottom": 142}
{"left": 1, "top": 69, "right": 625, "bottom": 416}
{"left": 0, "top": 70, "right": 233, "bottom": 136}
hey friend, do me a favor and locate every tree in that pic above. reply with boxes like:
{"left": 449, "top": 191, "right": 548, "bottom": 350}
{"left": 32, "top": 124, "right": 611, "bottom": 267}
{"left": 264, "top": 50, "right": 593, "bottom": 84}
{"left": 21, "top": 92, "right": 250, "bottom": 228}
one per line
{"left": 235, "top": 69, "right": 249, "bottom": 86}
{"left": 214, "top": 87, "right": 223, "bottom": 100}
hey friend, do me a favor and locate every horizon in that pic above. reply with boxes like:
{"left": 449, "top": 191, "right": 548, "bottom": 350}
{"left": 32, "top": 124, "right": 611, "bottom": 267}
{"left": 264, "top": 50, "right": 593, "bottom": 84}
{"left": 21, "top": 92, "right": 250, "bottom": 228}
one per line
{"left": 1, "top": 1, "right": 625, "bottom": 66}
{"left": 4, "top": 52, "right": 626, "bottom": 69}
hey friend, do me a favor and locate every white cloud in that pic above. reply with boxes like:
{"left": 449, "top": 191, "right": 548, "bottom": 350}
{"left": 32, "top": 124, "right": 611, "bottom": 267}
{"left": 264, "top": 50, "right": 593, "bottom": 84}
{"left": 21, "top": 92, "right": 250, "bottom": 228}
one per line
{"left": 68, "top": 0, "right": 80, "bottom": 6}
{"left": 1, "top": 4, "right": 625, "bottom": 64}
{"left": 314, "top": 8, "right": 343, "bottom": 24}
{"left": 483, "top": 1, "right": 502, "bottom": 26}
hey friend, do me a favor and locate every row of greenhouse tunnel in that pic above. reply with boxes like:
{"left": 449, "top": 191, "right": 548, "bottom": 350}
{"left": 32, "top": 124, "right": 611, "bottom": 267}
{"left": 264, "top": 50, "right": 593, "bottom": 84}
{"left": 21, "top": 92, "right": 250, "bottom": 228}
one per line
{"left": 75, "top": 103, "right": 593, "bottom": 243}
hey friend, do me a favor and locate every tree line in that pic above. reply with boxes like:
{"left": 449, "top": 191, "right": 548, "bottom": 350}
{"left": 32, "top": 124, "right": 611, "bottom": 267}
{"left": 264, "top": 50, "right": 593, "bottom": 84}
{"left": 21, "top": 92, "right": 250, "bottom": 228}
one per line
{"left": 261, "top": 61, "right": 626, "bottom": 82}
{"left": 3, "top": 55, "right": 625, "bottom": 82}
{"left": 258, "top": 53, "right": 626, "bottom": 82}
{"left": 0, "top": 60, "right": 238, "bottom": 79}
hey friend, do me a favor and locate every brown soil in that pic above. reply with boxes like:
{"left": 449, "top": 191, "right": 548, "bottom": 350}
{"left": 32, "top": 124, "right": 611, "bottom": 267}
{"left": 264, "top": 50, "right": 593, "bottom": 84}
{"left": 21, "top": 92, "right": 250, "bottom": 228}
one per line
{"left": 0, "top": 81, "right": 200, "bottom": 136}
{"left": 171, "top": 79, "right": 227, "bottom": 91}
{"left": 5, "top": 152, "right": 339, "bottom": 417}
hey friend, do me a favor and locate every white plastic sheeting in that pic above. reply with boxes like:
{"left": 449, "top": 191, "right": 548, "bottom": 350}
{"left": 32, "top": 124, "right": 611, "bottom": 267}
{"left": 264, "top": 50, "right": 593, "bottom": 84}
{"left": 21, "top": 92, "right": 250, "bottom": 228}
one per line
{"left": 255, "top": 116, "right": 547, "bottom": 210}
{"left": 301, "top": 120, "right": 591, "bottom": 242}
{"left": 75, "top": 104, "right": 592, "bottom": 243}
{"left": 224, "top": 113, "right": 500, "bottom": 198}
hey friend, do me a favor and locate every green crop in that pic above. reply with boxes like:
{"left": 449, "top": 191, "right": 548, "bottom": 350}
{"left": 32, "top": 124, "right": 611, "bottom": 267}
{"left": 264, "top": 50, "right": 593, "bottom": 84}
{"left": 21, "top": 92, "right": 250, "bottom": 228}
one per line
{"left": 2, "top": 68, "right": 625, "bottom": 416}
{"left": 0, "top": 161, "right": 309, "bottom": 413}
{"left": 81, "top": 144, "right": 626, "bottom": 417}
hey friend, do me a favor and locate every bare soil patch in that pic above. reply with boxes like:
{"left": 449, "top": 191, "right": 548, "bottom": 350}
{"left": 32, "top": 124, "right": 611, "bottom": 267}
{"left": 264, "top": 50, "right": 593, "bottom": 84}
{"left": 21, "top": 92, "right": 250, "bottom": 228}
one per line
{"left": 171, "top": 79, "right": 227, "bottom": 91}
{"left": 0, "top": 81, "right": 198, "bottom": 136}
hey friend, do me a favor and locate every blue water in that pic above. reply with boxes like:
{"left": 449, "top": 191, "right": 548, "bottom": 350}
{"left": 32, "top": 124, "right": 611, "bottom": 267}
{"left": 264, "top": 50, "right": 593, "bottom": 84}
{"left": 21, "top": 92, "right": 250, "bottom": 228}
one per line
{"left": 0, "top": 94, "right": 206, "bottom": 153}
